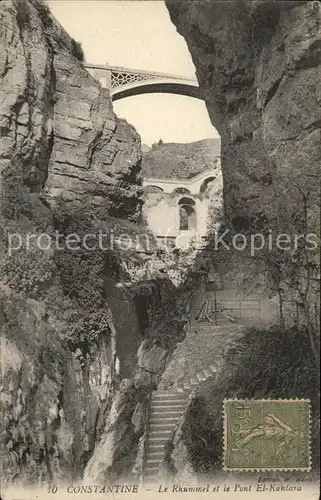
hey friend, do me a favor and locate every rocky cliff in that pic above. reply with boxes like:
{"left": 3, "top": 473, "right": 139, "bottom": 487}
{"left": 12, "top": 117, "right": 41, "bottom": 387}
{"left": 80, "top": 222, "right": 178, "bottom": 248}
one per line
{"left": 166, "top": 0, "right": 321, "bottom": 234}
{"left": 0, "top": 0, "right": 142, "bottom": 220}
{"left": 141, "top": 138, "right": 221, "bottom": 180}
{"left": 0, "top": 0, "right": 185, "bottom": 486}
{"left": 162, "top": 0, "right": 321, "bottom": 481}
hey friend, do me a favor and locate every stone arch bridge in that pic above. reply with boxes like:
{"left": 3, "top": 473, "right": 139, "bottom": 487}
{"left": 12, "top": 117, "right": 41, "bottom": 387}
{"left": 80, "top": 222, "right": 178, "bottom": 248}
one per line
{"left": 85, "top": 63, "right": 201, "bottom": 101}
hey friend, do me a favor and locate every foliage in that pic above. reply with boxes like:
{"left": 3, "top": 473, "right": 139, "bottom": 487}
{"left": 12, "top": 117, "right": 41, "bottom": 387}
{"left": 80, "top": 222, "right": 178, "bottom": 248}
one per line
{"left": 71, "top": 39, "right": 85, "bottom": 62}
{"left": 53, "top": 222, "right": 107, "bottom": 347}
{"left": 142, "top": 139, "right": 220, "bottom": 180}
{"left": 62, "top": 308, "right": 112, "bottom": 350}
{"left": 182, "top": 326, "right": 320, "bottom": 474}
{"left": 37, "top": 2, "right": 53, "bottom": 29}
{"left": 2, "top": 247, "right": 55, "bottom": 298}
{"left": 16, "top": 1, "right": 30, "bottom": 29}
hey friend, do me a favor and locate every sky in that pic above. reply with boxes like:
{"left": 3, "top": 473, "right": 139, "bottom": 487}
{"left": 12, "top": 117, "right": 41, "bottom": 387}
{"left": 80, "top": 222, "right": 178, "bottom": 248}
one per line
{"left": 48, "top": 0, "right": 219, "bottom": 145}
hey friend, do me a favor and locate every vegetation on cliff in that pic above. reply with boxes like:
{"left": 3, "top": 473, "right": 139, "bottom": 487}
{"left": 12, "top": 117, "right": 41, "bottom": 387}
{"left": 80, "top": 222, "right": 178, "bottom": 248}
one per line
{"left": 141, "top": 138, "right": 221, "bottom": 180}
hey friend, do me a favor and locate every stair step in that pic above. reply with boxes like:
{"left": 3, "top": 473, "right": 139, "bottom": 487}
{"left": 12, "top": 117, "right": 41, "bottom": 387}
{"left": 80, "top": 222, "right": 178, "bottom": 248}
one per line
{"left": 150, "top": 411, "right": 182, "bottom": 417}
{"left": 148, "top": 424, "right": 175, "bottom": 434}
{"left": 151, "top": 404, "right": 185, "bottom": 410}
{"left": 151, "top": 399, "right": 186, "bottom": 405}
{"left": 152, "top": 394, "right": 187, "bottom": 399}
{"left": 150, "top": 419, "right": 177, "bottom": 426}
{"left": 152, "top": 391, "right": 188, "bottom": 397}
{"left": 147, "top": 444, "right": 165, "bottom": 450}
{"left": 146, "top": 451, "right": 164, "bottom": 457}
{"left": 148, "top": 431, "right": 173, "bottom": 437}
{"left": 152, "top": 398, "right": 187, "bottom": 404}
{"left": 152, "top": 392, "right": 188, "bottom": 397}
{"left": 148, "top": 436, "right": 171, "bottom": 442}
{"left": 149, "top": 417, "right": 179, "bottom": 424}
{"left": 149, "top": 423, "right": 175, "bottom": 430}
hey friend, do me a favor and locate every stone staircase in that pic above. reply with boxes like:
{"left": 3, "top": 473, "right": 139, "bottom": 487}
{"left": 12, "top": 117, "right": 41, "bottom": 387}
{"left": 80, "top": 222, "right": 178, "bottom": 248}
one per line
{"left": 143, "top": 390, "right": 189, "bottom": 483}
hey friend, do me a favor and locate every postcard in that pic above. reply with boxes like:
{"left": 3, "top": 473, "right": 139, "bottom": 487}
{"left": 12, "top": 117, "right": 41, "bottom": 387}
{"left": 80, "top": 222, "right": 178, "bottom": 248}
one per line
{"left": 0, "top": 1, "right": 320, "bottom": 499}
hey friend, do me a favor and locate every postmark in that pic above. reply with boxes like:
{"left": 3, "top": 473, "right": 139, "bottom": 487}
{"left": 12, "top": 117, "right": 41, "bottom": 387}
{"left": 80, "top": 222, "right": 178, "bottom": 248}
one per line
{"left": 223, "top": 399, "right": 311, "bottom": 471}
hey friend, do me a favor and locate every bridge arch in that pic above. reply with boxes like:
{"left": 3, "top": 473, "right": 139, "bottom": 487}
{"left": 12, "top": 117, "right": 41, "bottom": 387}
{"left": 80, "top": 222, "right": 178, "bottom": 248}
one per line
{"left": 111, "top": 81, "right": 201, "bottom": 101}
{"left": 143, "top": 185, "right": 164, "bottom": 194}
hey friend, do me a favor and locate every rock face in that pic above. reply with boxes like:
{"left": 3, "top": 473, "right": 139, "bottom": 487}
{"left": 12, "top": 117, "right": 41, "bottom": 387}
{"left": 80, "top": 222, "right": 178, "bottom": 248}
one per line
{"left": 0, "top": 292, "right": 111, "bottom": 484}
{"left": 0, "top": 0, "right": 146, "bottom": 486}
{"left": 0, "top": 0, "right": 143, "bottom": 221}
{"left": 166, "top": 0, "right": 321, "bottom": 233}
{"left": 141, "top": 139, "right": 221, "bottom": 180}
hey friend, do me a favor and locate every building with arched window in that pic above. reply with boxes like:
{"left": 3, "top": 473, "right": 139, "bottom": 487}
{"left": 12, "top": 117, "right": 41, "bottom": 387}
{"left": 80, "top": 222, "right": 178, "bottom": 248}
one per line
{"left": 142, "top": 168, "right": 222, "bottom": 249}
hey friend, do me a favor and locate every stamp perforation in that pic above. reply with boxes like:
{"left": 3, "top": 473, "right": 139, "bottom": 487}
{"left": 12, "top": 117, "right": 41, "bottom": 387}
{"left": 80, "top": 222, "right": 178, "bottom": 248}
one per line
{"left": 223, "top": 398, "right": 312, "bottom": 472}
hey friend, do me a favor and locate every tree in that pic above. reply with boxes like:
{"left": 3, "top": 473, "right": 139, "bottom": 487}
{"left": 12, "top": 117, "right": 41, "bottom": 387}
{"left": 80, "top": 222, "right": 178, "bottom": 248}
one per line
{"left": 71, "top": 39, "right": 85, "bottom": 62}
{"left": 257, "top": 171, "right": 320, "bottom": 364}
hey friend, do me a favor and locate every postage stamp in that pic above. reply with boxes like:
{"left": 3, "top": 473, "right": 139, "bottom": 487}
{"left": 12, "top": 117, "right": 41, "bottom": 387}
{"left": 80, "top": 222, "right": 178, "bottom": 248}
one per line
{"left": 223, "top": 399, "right": 311, "bottom": 471}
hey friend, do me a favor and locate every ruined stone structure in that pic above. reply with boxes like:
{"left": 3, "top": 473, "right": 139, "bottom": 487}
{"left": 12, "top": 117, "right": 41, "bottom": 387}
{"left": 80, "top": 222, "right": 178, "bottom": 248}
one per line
{"left": 142, "top": 168, "right": 222, "bottom": 249}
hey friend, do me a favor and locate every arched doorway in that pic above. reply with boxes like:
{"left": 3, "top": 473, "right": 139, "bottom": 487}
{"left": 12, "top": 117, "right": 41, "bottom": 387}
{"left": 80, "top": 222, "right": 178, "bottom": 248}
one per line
{"left": 178, "top": 197, "right": 196, "bottom": 231}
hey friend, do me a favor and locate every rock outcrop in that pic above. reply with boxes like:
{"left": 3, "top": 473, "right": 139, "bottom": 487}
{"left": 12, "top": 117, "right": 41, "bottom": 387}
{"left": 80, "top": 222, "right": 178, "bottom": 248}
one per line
{"left": 141, "top": 138, "right": 221, "bottom": 180}
{"left": 0, "top": 0, "right": 143, "bottom": 221}
{"left": 166, "top": 0, "right": 321, "bottom": 234}
{"left": 0, "top": 0, "right": 169, "bottom": 487}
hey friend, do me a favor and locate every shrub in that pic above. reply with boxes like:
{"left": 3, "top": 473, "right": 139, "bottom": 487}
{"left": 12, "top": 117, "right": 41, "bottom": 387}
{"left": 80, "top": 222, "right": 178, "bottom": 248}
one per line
{"left": 16, "top": 1, "right": 30, "bottom": 29}
{"left": 71, "top": 39, "right": 85, "bottom": 62}
{"left": 2, "top": 247, "right": 55, "bottom": 297}
{"left": 182, "top": 326, "right": 320, "bottom": 474}
{"left": 37, "top": 2, "right": 53, "bottom": 29}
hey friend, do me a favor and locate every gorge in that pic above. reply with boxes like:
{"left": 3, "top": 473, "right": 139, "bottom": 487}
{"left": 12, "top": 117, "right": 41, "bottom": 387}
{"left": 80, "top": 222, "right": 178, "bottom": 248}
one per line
{"left": 0, "top": 0, "right": 320, "bottom": 490}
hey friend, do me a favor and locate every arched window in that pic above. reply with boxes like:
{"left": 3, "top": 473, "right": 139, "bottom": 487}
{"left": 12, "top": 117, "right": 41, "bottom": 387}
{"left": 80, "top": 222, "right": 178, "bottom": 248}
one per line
{"left": 172, "top": 187, "right": 191, "bottom": 195}
{"left": 178, "top": 197, "right": 196, "bottom": 231}
{"left": 143, "top": 185, "right": 164, "bottom": 194}
{"left": 200, "top": 177, "right": 216, "bottom": 194}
